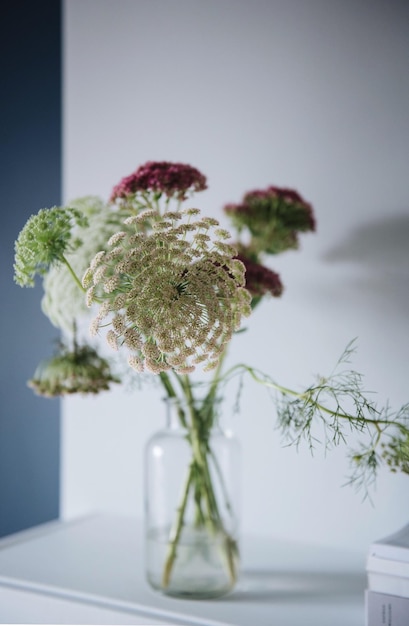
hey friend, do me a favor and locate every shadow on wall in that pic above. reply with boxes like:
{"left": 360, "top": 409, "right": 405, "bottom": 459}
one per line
{"left": 323, "top": 213, "right": 409, "bottom": 271}
{"left": 320, "top": 213, "right": 409, "bottom": 315}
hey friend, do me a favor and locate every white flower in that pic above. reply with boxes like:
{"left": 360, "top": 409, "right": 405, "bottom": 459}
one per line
{"left": 86, "top": 208, "right": 251, "bottom": 374}
{"left": 41, "top": 196, "right": 130, "bottom": 334}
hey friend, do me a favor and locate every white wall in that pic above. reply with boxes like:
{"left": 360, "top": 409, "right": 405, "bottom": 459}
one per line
{"left": 62, "top": 0, "right": 409, "bottom": 553}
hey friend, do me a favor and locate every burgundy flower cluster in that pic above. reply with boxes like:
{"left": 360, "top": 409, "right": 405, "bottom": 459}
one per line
{"left": 237, "top": 253, "right": 283, "bottom": 298}
{"left": 224, "top": 185, "right": 316, "bottom": 233}
{"left": 110, "top": 161, "right": 207, "bottom": 202}
{"left": 246, "top": 186, "right": 308, "bottom": 205}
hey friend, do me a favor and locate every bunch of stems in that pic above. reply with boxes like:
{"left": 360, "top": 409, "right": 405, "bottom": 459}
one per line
{"left": 158, "top": 364, "right": 238, "bottom": 589}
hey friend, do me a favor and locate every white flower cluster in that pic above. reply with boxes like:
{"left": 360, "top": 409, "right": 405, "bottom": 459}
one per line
{"left": 83, "top": 208, "right": 252, "bottom": 374}
{"left": 41, "top": 197, "right": 129, "bottom": 335}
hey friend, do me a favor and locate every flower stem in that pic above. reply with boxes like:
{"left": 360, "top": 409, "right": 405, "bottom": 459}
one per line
{"left": 159, "top": 373, "right": 238, "bottom": 588}
{"left": 61, "top": 255, "right": 85, "bottom": 292}
{"left": 185, "top": 399, "right": 238, "bottom": 584}
{"left": 162, "top": 461, "right": 195, "bottom": 588}
{"left": 225, "top": 363, "right": 409, "bottom": 433}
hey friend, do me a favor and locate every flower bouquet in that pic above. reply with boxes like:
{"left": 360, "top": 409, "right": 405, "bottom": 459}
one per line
{"left": 14, "top": 161, "right": 409, "bottom": 597}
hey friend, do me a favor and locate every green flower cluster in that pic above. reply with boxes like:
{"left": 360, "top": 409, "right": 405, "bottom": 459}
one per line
{"left": 28, "top": 342, "right": 119, "bottom": 397}
{"left": 14, "top": 206, "right": 88, "bottom": 287}
{"left": 381, "top": 430, "right": 409, "bottom": 475}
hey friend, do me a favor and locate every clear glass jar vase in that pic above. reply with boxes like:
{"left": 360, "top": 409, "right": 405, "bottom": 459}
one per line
{"left": 144, "top": 395, "right": 241, "bottom": 598}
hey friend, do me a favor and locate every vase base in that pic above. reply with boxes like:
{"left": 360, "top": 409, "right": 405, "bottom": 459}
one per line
{"left": 147, "top": 578, "right": 234, "bottom": 600}
{"left": 145, "top": 526, "right": 238, "bottom": 599}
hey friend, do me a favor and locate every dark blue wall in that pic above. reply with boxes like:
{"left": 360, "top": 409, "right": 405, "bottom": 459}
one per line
{"left": 0, "top": 0, "right": 61, "bottom": 537}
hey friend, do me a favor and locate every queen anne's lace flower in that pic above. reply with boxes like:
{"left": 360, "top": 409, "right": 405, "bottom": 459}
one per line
{"left": 28, "top": 343, "right": 119, "bottom": 397}
{"left": 41, "top": 197, "right": 131, "bottom": 334}
{"left": 84, "top": 209, "right": 251, "bottom": 374}
{"left": 13, "top": 206, "right": 88, "bottom": 287}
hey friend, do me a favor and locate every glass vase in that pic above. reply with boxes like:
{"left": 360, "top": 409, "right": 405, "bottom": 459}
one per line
{"left": 144, "top": 395, "right": 241, "bottom": 598}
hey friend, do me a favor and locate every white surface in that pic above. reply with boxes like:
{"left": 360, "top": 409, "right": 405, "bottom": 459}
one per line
{"left": 62, "top": 0, "right": 409, "bottom": 551}
{"left": 0, "top": 514, "right": 366, "bottom": 626}
{"left": 0, "top": 587, "right": 171, "bottom": 625}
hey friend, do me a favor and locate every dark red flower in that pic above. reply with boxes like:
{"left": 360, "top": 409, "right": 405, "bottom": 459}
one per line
{"left": 244, "top": 186, "right": 305, "bottom": 204}
{"left": 244, "top": 186, "right": 316, "bottom": 232}
{"left": 224, "top": 185, "right": 316, "bottom": 233}
{"left": 224, "top": 202, "right": 250, "bottom": 216}
{"left": 110, "top": 161, "right": 207, "bottom": 202}
{"left": 237, "top": 253, "right": 283, "bottom": 298}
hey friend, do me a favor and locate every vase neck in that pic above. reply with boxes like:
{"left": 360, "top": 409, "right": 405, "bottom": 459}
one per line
{"left": 164, "top": 396, "right": 222, "bottom": 433}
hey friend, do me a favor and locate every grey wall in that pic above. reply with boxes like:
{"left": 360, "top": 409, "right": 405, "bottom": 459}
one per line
{"left": 0, "top": 0, "right": 61, "bottom": 537}
{"left": 62, "top": 0, "right": 409, "bottom": 549}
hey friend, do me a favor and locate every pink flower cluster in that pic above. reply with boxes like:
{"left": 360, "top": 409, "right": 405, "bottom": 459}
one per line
{"left": 110, "top": 161, "right": 207, "bottom": 202}
{"left": 237, "top": 253, "right": 283, "bottom": 298}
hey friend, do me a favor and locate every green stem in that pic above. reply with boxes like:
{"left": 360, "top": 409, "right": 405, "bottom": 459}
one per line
{"left": 186, "top": 398, "right": 237, "bottom": 584}
{"left": 159, "top": 371, "right": 188, "bottom": 428}
{"left": 158, "top": 372, "right": 238, "bottom": 587}
{"left": 162, "top": 461, "right": 195, "bottom": 588}
{"left": 204, "top": 348, "right": 229, "bottom": 423}
{"left": 208, "top": 446, "right": 234, "bottom": 518}
{"left": 225, "top": 363, "right": 409, "bottom": 434}
{"left": 61, "top": 255, "right": 85, "bottom": 292}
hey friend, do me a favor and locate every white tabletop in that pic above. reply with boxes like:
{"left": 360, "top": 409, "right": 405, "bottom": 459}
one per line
{"left": 0, "top": 514, "right": 366, "bottom": 625}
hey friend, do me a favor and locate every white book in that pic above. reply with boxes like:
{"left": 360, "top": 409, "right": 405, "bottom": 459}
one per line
{"left": 367, "top": 567, "right": 409, "bottom": 599}
{"left": 367, "top": 523, "right": 409, "bottom": 598}
{"left": 367, "top": 554, "right": 409, "bottom": 580}
{"left": 369, "top": 523, "right": 409, "bottom": 564}
{"left": 365, "top": 590, "right": 409, "bottom": 626}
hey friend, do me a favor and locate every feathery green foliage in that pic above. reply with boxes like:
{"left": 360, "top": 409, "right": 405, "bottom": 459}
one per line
{"left": 226, "top": 340, "right": 409, "bottom": 496}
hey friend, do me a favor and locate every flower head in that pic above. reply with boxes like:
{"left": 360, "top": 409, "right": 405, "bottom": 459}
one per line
{"left": 237, "top": 253, "right": 283, "bottom": 299}
{"left": 84, "top": 209, "right": 251, "bottom": 374}
{"left": 14, "top": 206, "right": 88, "bottom": 287}
{"left": 41, "top": 196, "right": 131, "bottom": 333}
{"left": 28, "top": 342, "right": 119, "bottom": 397}
{"left": 224, "top": 185, "right": 315, "bottom": 255}
{"left": 110, "top": 161, "right": 207, "bottom": 202}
